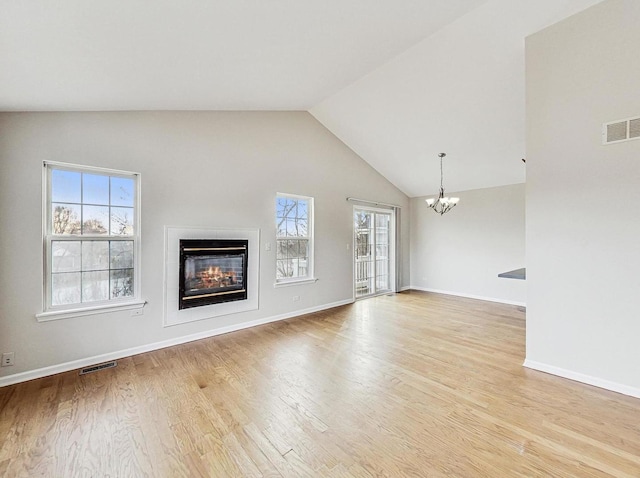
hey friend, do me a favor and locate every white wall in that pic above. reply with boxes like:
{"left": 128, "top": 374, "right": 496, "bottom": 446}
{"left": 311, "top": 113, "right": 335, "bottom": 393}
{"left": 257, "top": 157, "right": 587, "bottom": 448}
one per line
{"left": 410, "top": 184, "right": 526, "bottom": 305}
{"left": 526, "top": 0, "right": 640, "bottom": 396}
{"left": 0, "top": 111, "right": 410, "bottom": 383}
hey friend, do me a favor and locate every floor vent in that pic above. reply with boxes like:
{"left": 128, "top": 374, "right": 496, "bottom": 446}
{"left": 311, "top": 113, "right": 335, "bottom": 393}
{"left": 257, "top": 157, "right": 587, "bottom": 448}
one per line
{"left": 603, "top": 116, "right": 640, "bottom": 144}
{"left": 79, "top": 361, "right": 117, "bottom": 375}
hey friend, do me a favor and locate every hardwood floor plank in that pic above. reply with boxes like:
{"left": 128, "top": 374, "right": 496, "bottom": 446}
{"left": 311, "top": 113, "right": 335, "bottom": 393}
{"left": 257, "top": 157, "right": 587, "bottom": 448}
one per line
{"left": 221, "top": 430, "right": 264, "bottom": 478}
{"left": 243, "top": 422, "right": 303, "bottom": 477}
{"left": 1, "top": 291, "right": 640, "bottom": 476}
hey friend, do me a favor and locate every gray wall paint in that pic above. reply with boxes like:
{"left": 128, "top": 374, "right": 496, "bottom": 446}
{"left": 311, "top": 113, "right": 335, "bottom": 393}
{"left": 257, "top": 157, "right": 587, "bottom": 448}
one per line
{"left": 410, "top": 183, "right": 526, "bottom": 304}
{"left": 0, "top": 111, "right": 410, "bottom": 378}
{"left": 526, "top": 0, "right": 640, "bottom": 391}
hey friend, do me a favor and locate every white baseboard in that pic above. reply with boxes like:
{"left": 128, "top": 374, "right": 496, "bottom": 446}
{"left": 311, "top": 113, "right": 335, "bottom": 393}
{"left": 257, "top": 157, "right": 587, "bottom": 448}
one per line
{"left": 409, "top": 286, "right": 526, "bottom": 307}
{"left": 398, "top": 286, "right": 411, "bottom": 292}
{"left": 523, "top": 359, "right": 640, "bottom": 399}
{"left": 0, "top": 298, "right": 354, "bottom": 388}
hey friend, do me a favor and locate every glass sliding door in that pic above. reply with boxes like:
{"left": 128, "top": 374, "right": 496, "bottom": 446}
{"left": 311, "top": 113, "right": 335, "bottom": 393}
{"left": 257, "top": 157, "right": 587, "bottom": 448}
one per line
{"left": 354, "top": 207, "right": 395, "bottom": 298}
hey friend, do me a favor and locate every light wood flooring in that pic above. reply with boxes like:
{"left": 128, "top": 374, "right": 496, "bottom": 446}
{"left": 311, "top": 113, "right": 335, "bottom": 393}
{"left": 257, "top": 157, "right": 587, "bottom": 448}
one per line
{"left": 1, "top": 291, "right": 640, "bottom": 477}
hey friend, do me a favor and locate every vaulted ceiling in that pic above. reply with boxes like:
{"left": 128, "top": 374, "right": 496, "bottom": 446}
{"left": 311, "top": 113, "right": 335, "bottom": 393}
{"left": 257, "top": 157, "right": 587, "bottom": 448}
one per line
{"left": 0, "top": 0, "right": 603, "bottom": 196}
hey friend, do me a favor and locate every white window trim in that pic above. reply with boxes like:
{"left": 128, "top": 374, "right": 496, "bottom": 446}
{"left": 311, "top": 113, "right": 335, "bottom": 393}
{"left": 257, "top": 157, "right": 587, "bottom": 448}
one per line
{"left": 37, "top": 161, "right": 143, "bottom": 321}
{"left": 36, "top": 300, "right": 146, "bottom": 322}
{"left": 273, "top": 277, "right": 318, "bottom": 288}
{"left": 274, "top": 192, "right": 316, "bottom": 286}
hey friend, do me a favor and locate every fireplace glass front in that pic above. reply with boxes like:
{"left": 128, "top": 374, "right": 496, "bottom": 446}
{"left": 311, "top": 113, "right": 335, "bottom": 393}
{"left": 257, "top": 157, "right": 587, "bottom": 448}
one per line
{"left": 179, "top": 239, "right": 248, "bottom": 309}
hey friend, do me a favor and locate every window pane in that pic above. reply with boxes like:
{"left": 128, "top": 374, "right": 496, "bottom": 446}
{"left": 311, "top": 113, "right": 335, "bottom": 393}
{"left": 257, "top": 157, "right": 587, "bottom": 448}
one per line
{"left": 82, "top": 205, "right": 109, "bottom": 234}
{"left": 356, "top": 212, "right": 371, "bottom": 229}
{"left": 283, "top": 199, "right": 294, "bottom": 214}
{"left": 276, "top": 197, "right": 309, "bottom": 238}
{"left": 110, "top": 241, "right": 133, "bottom": 269}
{"left": 52, "top": 272, "right": 81, "bottom": 306}
{"left": 82, "top": 270, "right": 109, "bottom": 302}
{"left": 276, "top": 260, "right": 291, "bottom": 279}
{"left": 286, "top": 218, "right": 303, "bottom": 237}
{"left": 82, "top": 173, "right": 109, "bottom": 205}
{"left": 276, "top": 197, "right": 288, "bottom": 218}
{"left": 275, "top": 239, "right": 309, "bottom": 279}
{"left": 111, "top": 269, "right": 134, "bottom": 299}
{"left": 51, "top": 170, "right": 81, "bottom": 204}
{"left": 52, "top": 241, "right": 81, "bottom": 272}
{"left": 286, "top": 219, "right": 296, "bottom": 237}
{"left": 52, "top": 204, "right": 81, "bottom": 234}
{"left": 292, "top": 239, "right": 301, "bottom": 257}
{"left": 297, "top": 201, "right": 308, "bottom": 219}
{"left": 376, "top": 214, "right": 389, "bottom": 227}
{"left": 276, "top": 239, "right": 288, "bottom": 260}
{"left": 82, "top": 241, "right": 109, "bottom": 271}
{"left": 111, "top": 177, "right": 135, "bottom": 207}
{"left": 285, "top": 239, "right": 295, "bottom": 257}
{"left": 276, "top": 196, "right": 290, "bottom": 235}
{"left": 298, "top": 240, "right": 308, "bottom": 259}
{"left": 110, "top": 207, "right": 134, "bottom": 235}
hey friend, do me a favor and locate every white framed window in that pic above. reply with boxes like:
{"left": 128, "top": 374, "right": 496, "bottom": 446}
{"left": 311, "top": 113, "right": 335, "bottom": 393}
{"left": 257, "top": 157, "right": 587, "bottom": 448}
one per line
{"left": 275, "top": 193, "right": 315, "bottom": 285}
{"left": 38, "top": 161, "right": 143, "bottom": 320}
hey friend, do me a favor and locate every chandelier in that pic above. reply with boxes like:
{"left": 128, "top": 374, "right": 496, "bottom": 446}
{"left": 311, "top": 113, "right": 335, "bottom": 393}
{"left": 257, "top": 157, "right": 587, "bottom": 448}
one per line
{"left": 425, "top": 153, "right": 459, "bottom": 215}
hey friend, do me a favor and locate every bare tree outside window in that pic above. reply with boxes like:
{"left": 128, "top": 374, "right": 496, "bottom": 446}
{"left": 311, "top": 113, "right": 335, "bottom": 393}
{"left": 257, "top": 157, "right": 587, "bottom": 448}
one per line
{"left": 53, "top": 205, "right": 81, "bottom": 234}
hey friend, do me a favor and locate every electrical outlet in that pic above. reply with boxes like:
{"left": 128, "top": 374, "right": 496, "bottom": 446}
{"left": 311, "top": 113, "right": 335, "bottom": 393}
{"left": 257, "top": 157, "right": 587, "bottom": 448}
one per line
{"left": 130, "top": 308, "right": 144, "bottom": 317}
{"left": 265, "top": 242, "right": 272, "bottom": 251}
{"left": 292, "top": 295, "right": 300, "bottom": 302}
{"left": 2, "top": 352, "right": 15, "bottom": 367}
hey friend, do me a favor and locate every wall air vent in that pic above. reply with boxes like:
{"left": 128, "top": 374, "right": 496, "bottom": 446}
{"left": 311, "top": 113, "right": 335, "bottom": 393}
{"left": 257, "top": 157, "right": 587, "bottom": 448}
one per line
{"left": 79, "top": 361, "right": 117, "bottom": 375}
{"left": 603, "top": 116, "right": 640, "bottom": 144}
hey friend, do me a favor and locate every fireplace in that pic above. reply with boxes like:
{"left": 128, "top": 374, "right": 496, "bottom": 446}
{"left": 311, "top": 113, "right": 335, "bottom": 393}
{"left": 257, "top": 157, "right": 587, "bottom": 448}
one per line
{"left": 179, "top": 239, "right": 248, "bottom": 309}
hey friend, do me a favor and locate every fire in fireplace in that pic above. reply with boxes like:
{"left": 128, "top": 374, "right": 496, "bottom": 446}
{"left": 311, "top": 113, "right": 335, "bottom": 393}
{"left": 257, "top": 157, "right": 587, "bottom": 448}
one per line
{"left": 179, "top": 239, "right": 248, "bottom": 309}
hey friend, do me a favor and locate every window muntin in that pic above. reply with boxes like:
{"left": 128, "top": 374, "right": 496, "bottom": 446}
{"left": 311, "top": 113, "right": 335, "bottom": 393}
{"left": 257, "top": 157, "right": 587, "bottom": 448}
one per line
{"left": 44, "top": 162, "right": 139, "bottom": 312}
{"left": 276, "top": 194, "right": 313, "bottom": 283}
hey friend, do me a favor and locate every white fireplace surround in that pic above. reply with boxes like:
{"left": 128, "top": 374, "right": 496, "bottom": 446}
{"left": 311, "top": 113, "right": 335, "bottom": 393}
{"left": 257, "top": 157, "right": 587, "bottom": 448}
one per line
{"left": 164, "top": 226, "right": 260, "bottom": 327}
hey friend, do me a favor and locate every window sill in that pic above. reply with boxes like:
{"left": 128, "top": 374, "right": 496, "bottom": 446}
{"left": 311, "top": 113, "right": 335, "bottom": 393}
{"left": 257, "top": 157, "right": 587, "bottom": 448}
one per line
{"left": 36, "top": 300, "right": 146, "bottom": 322}
{"left": 273, "top": 278, "right": 318, "bottom": 288}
